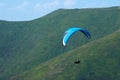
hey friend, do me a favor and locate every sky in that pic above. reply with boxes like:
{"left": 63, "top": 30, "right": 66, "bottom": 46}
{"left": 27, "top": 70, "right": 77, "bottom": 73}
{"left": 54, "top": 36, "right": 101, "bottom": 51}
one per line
{"left": 0, "top": 0, "right": 120, "bottom": 21}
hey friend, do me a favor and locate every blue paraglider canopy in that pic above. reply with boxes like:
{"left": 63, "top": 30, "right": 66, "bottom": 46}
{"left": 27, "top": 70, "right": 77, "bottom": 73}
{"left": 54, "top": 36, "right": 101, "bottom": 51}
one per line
{"left": 62, "top": 27, "right": 91, "bottom": 46}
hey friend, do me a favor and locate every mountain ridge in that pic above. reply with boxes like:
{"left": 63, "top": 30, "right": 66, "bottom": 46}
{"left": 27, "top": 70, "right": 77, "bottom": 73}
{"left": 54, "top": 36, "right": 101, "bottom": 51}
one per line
{"left": 0, "top": 6, "right": 120, "bottom": 80}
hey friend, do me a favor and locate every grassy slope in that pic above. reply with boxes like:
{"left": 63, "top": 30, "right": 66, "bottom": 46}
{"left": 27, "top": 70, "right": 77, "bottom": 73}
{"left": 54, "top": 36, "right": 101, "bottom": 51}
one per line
{"left": 0, "top": 6, "right": 120, "bottom": 79}
{"left": 18, "top": 29, "right": 120, "bottom": 80}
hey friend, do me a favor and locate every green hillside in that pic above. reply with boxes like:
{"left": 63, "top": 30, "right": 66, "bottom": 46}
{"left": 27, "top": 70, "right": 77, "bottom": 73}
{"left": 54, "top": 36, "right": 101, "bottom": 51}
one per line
{"left": 0, "top": 6, "right": 120, "bottom": 80}
{"left": 18, "top": 29, "right": 120, "bottom": 80}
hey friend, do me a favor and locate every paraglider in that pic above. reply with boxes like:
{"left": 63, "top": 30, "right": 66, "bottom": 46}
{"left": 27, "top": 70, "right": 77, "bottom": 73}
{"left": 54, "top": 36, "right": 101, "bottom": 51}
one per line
{"left": 62, "top": 27, "right": 91, "bottom": 64}
{"left": 74, "top": 60, "right": 80, "bottom": 64}
{"left": 62, "top": 27, "right": 91, "bottom": 46}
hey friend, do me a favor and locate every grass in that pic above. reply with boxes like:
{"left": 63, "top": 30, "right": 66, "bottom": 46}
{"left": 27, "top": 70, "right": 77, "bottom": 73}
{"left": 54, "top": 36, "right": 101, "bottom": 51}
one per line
{"left": 18, "top": 29, "right": 120, "bottom": 80}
